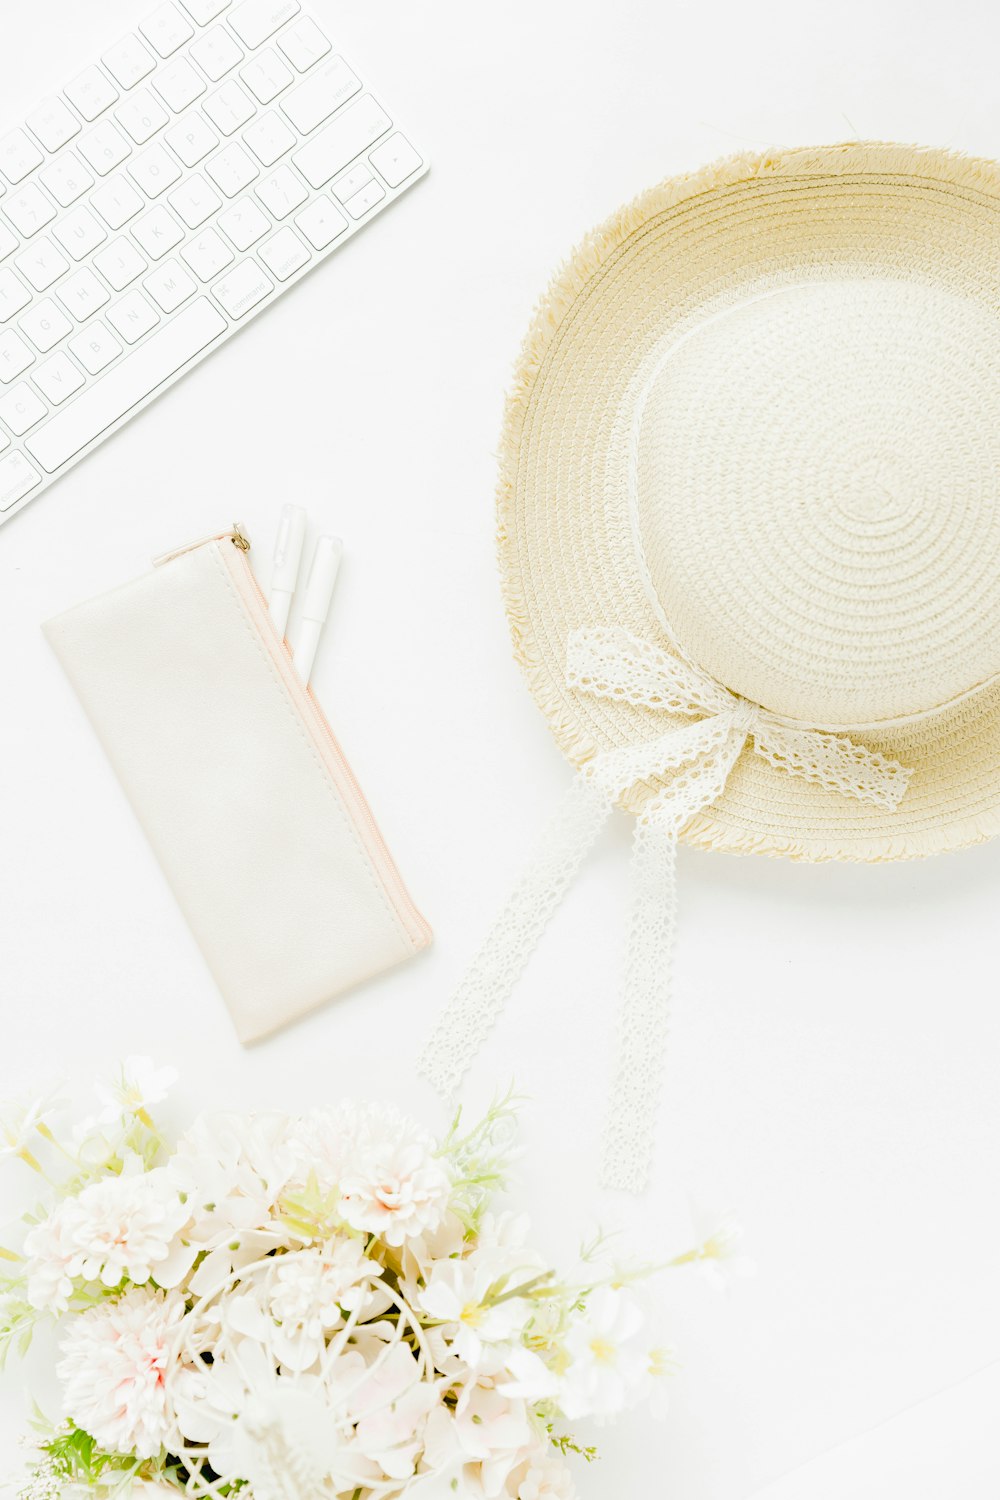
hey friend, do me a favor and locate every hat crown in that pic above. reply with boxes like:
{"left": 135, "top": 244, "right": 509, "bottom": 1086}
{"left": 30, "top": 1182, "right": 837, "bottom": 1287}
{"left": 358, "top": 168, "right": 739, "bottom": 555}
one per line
{"left": 633, "top": 277, "right": 1000, "bottom": 727}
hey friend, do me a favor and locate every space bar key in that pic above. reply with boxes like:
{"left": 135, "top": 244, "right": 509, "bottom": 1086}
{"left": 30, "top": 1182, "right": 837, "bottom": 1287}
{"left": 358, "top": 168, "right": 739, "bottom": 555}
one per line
{"left": 25, "top": 299, "right": 228, "bottom": 474}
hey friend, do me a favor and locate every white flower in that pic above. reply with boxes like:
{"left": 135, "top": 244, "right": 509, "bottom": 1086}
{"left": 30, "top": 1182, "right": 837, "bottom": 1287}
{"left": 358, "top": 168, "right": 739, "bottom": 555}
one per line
{"left": 419, "top": 1255, "right": 533, "bottom": 1369}
{"left": 558, "top": 1286, "right": 648, "bottom": 1420}
{"left": 0, "top": 1091, "right": 58, "bottom": 1164}
{"left": 645, "top": 1342, "right": 676, "bottom": 1419}
{"left": 36, "top": 1167, "right": 191, "bottom": 1294}
{"left": 350, "top": 1342, "right": 438, "bottom": 1480}
{"left": 56, "top": 1287, "right": 184, "bottom": 1458}
{"left": 243, "top": 1238, "right": 376, "bottom": 1370}
{"left": 96, "top": 1057, "right": 177, "bottom": 1124}
{"left": 168, "top": 1110, "right": 293, "bottom": 1247}
{"left": 24, "top": 1203, "right": 79, "bottom": 1313}
{"left": 424, "top": 1383, "right": 534, "bottom": 1499}
{"left": 338, "top": 1107, "right": 451, "bottom": 1247}
{"left": 515, "top": 1454, "right": 578, "bottom": 1500}
{"left": 687, "top": 1206, "right": 755, "bottom": 1289}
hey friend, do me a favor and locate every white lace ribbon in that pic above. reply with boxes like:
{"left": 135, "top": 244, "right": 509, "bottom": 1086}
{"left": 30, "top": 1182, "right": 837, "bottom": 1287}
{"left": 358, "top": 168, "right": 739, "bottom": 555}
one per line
{"left": 419, "top": 628, "right": 912, "bottom": 1192}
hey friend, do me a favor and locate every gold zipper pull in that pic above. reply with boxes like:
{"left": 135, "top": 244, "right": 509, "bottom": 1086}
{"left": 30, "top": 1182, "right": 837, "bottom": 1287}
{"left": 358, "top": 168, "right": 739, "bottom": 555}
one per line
{"left": 153, "top": 526, "right": 252, "bottom": 566}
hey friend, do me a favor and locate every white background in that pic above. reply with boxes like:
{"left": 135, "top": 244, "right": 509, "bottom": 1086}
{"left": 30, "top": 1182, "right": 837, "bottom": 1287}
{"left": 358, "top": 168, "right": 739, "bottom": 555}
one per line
{"left": 2, "top": 0, "right": 1000, "bottom": 1495}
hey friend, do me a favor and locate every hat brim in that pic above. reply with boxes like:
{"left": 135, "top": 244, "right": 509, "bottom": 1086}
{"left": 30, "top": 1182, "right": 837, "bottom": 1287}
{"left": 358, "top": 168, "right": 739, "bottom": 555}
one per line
{"left": 497, "top": 141, "right": 1000, "bottom": 862}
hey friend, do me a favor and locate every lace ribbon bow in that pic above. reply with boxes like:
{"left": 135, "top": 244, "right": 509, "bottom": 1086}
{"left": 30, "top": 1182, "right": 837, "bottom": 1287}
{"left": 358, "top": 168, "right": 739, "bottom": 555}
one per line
{"left": 419, "top": 628, "right": 911, "bottom": 1193}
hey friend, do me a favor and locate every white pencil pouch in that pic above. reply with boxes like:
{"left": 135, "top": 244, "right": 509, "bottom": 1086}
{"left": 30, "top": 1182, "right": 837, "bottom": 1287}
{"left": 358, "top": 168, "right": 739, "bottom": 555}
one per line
{"left": 43, "top": 527, "right": 432, "bottom": 1042}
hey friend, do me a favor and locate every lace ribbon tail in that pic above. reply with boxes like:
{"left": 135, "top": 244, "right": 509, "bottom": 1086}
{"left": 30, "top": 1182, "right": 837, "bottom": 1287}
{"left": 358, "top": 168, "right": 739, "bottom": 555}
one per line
{"left": 418, "top": 771, "right": 616, "bottom": 1104}
{"left": 599, "top": 815, "right": 679, "bottom": 1193}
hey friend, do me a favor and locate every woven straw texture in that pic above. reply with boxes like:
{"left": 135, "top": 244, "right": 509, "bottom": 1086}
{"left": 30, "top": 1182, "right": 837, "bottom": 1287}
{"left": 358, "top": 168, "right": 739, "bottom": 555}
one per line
{"left": 498, "top": 141, "right": 1000, "bottom": 862}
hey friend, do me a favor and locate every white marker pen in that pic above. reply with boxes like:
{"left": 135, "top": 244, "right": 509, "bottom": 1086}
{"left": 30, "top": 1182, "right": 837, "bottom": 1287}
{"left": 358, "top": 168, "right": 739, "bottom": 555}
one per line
{"left": 267, "top": 503, "right": 306, "bottom": 638}
{"left": 293, "top": 535, "right": 343, "bottom": 685}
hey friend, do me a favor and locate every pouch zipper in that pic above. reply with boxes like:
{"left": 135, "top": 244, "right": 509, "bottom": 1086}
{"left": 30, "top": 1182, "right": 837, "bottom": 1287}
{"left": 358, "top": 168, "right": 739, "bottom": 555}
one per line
{"left": 157, "top": 529, "right": 432, "bottom": 952}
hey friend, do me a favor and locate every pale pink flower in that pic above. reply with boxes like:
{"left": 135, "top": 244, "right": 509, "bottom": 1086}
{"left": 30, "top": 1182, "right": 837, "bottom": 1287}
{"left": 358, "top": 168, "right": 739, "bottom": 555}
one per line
{"left": 61, "top": 1167, "right": 191, "bottom": 1289}
{"left": 57, "top": 1287, "right": 184, "bottom": 1458}
{"left": 338, "top": 1108, "right": 451, "bottom": 1247}
{"left": 516, "top": 1454, "right": 578, "bottom": 1500}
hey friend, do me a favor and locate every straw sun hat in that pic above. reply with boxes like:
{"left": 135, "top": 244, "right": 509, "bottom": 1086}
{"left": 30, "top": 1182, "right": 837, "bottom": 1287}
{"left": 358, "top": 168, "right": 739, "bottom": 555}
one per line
{"left": 423, "top": 142, "right": 1000, "bottom": 1190}
{"left": 498, "top": 139, "right": 1000, "bottom": 863}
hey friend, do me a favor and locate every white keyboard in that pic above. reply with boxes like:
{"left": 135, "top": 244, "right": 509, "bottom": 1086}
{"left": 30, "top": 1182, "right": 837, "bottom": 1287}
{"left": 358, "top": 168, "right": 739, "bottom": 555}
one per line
{"left": 0, "top": 0, "right": 427, "bottom": 525}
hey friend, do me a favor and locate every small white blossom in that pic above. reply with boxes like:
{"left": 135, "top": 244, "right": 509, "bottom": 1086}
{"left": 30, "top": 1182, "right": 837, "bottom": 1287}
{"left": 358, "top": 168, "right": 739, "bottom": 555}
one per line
{"left": 419, "top": 1254, "right": 533, "bottom": 1369}
{"left": 56, "top": 1287, "right": 184, "bottom": 1459}
{"left": 558, "top": 1287, "right": 648, "bottom": 1420}
{"left": 0, "top": 1092, "right": 58, "bottom": 1163}
{"left": 688, "top": 1206, "right": 755, "bottom": 1289}
{"left": 96, "top": 1057, "right": 177, "bottom": 1124}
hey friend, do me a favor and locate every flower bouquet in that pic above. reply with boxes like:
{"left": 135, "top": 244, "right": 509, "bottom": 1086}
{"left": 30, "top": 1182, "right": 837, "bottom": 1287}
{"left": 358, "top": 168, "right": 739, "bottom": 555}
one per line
{"left": 0, "top": 1061, "right": 743, "bottom": 1499}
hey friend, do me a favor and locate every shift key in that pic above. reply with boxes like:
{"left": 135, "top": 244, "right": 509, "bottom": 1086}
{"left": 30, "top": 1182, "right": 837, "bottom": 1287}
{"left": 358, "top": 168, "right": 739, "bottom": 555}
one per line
{"left": 292, "top": 95, "right": 391, "bottom": 190}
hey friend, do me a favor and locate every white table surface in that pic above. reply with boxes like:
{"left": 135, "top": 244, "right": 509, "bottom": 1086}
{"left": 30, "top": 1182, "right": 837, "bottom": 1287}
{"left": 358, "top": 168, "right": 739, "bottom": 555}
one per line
{"left": 2, "top": 0, "right": 1000, "bottom": 1494}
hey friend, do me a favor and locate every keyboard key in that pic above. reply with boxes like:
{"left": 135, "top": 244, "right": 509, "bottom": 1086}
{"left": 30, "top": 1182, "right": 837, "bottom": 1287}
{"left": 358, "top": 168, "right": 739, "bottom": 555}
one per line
{"left": 64, "top": 67, "right": 119, "bottom": 124}
{"left": 181, "top": 226, "right": 233, "bottom": 279}
{"left": 144, "top": 257, "right": 197, "bottom": 311}
{"left": 217, "top": 194, "right": 269, "bottom": 250}
{"left": 15, "top": 239, "right": 69, "bottom": 292}
{"left": 331, "top": 163, "right": 372, "bottom": 201}
{"left": 102, "top": 35, "right": 157, "bottom": 89}
{"left": 292, "top": 96, "right": 391, "bottom": 190}
{"left": 90, "top": 175, "right": 144, "bottom": 230}
{"left": 281, "top": 57, "right": 360, "bottom": 135}
{"left": 189, "top": 26, "right": 244, "bottom": 82}
{"left": 25, "top": 298, "right": 227, "bottom": 471}
{"left": 115, "top": 91, "right": 170, "bottom": 146}
{"left": 165, "top": 114, "right": 219, "bottom": 168}
{"left": 179, "top": 0, "right": 231, "bottom": 20}
{"left": 153, "top": 58, "right": 206, "bottom": 113}
{"left": 57, "top": 267, "right": 111, "bottom": 320}
{"left": 242, "top": 111, "right": 295, "bottom": 166}
{"left": 68, "top": 321, "right": 123, "bottom": 374}
{"left": 94, "top": 237, "right": 148, "bottom": 290}
{"left": 0, "top": 268, "right": 32, "bottom": 322}
{"left": 277, "top": 16, "right": 330, "bottom": 71}
{"left": 341, "top": 179, "right": 384, "bottom": 218}
{"left": 18, "top": 299, "right": 72, "bottom": 353}
{"left": 0, "top": 450, "right": 41, "bottom": 510}
{"left": 0, "top": 224, "right": 17, "bottom": 261}
{"left": 205, "top": 142, "right": 257, "bottom": 196}
{"left": 129, "top": 144, "right": 182, "bottom": 198}
{"left": 0, "top": 382, "right": 46, "bottom": 434}
{"left": 369, "top": 133, "right": 423, "bottom": 189}
{"left": 26, "top": 98, "right": 81, "bottom": 154}
{"left": 0, "top": 329, "right": 34, "bottom": 382}
{"left": 0, "top": 129, "right": 44, "bottom": 186}
{"left": 240, "top": 49, "right": 292, "bottom": 104}
{"left": 53, "top": 206, "right": 107, "bottom": 261}
{"left": 79, "top": 121, "right": 132, "bottom": 177}
{"left": 108, "top": 290, "right": 160, "bottom": 343}
{"left": 211, "top": 257, "right": 273, "bottom": 317}
{"left": 40, "top": 153, "right": 95, "bottom": 209}
{"left": 140, "top": 3, "right": 194, "bottom": 57}
{"left": 294, "top": 196, "right": 346, "bottom": 250}
{"left": 132, "top": 205, "right": 184, "bottom": 259}
{"left": 5, "top": 186, "right": 57, "bottom": 238}
{"left": 255, "top": 162, "right": 306, "bottom": 219}
{"left": 204, "top": 81, "right": 256, "bottom": 136}
{"left": 228, "top": 0, "right": 299, "bottom": 49}
{"left": 34, "top": 351, "right": 85, "bottom": 404}
{"left": 168, "top": 173, "right": 221, "bottom": 228}
{"left": 0, "top": 430, "right": 7, "bottom": 453}
{"left": 258, "top": 225, "right": 308, "bottom": 280}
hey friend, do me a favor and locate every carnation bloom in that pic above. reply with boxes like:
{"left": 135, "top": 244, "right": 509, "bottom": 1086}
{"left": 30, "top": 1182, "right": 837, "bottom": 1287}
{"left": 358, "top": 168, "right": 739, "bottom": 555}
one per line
{"left": 56, "top": 1287, "right": 184, "bottom": 1458}
{"left": 338, "top": 1108, "right": 451, "bottom": 1247}
{"left": 24, "top": 1204, "right": 79, "bottom": 1313}
{"left": 62, "top": 1167, "right": 191, "bottom": 1289}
